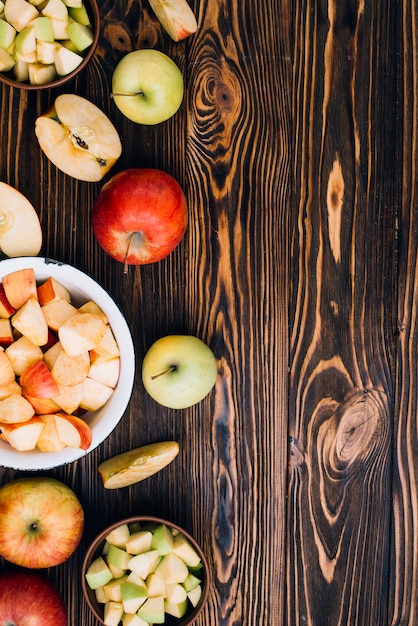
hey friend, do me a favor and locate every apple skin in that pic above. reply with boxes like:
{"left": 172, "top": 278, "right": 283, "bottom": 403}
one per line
{"left": 0, "top": 476, "right": 84, "bottom": 569}
{"left": 111, "top": 49, "right": 184, "bottom": 124}
{"left": 0, "top": 570, "right": 67, "bottom": 626}
{"left": 92, "top": 168, "right": 188, "bottom": 267}
{"left": 141, "top": 335, "right": 218, "bottom": 409}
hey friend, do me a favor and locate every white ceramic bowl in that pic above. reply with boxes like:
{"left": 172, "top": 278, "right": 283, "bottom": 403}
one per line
{"left": 0, "top": 257, "right": 135, "bottom": 471}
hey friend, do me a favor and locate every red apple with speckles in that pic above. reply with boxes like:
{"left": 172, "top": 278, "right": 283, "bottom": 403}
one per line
{"left": 92, "top": 168, "right": 188, "bottom": 270}
{"left": 0, "top": 570, "right": 67, "bottom": 626}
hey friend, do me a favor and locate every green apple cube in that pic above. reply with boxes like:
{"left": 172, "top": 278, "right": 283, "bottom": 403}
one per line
{"left": 106, "top": 544, "right": 131, "bottom": 570}
{"left": 36, "top": 40, "right": 56, "bottom": 64}
{"left": 15, "top": 25, "right": 36, "bottom": 55}
{"left": 13, "top": 58, "right": 28, "bottom": 80}
{"left": 126, "top": 570, "right": 147, "bottom": 587}
{"left": 165, "top": 582, "right": 187, "bottom": 604}
{"left": 125, "top": 530, "right": 153, "bottom": 555}
{"left": 106, "top": 523, "right": 131, "bottom": 548}
{"left": 122, "top": 613, "right": 149, "bottom": 626}
{"left": 128, "top": 550, "right": 160, "bottom": 579}
{"left": 66, "top": 18, "right": 91, "bottom": 50}
{"left": 33, "top": 16, "right": 54, "bottom": 41}
{"left": 68, "top": 3, "right": 90, "bottom": 25}
{"left": 95, "top": 586, "right": 107, "bottom": 604}
{"left": 4, "top": 0, "right": 39, "bottom": 32}
{"left": 146, "top": 572, "right": 166, "bottom": 597}
{"left": 28, "top": 60, "right": 56, "bottom": 83}
{"left": 0, "top": 18, "right": 16, "bottom": 49}
{"left": 172, "top": 533, "right": 202, "bottom": 567}
{"left": 164, "top": 598, "right": 188, "bottom": 618}
{"left": 103, "top": 601, "right": 124, "bottom": 626}
{"left": 107, "top": 561, "right": 128, "bottom": 579}
{"left": 151, "top": 523, "right": 174, "bottom": 556}
{"left": 137, "top": 596, "right": 165, "bottom": 625}
{"left": 154, "top": 553, "right": 189, "bottom": 584}
{"left": 187, "top": 584, "right": 202, "bottom": 608}
{"left": 183, "top": 571, "right": 202, "bottom": 592}
{"left": 50, "top": 17, "right": 68, "bottom": 39}
{"left": 53, "top": 42, "right": 82, "bottom": 73}
{"left": 85, "top": 556, "right": 114, "bottom": 590}
{"left": 120, "top": 581, "right": 148, "bottom": 614}
{"left": 41, "top": 0, "right": 68, "bottom": 22}
{"left": 0, "top": 45, "right": 14, "bottom": 69}
{"left": 103, "top": 575, "right": 128, "bottom": 602}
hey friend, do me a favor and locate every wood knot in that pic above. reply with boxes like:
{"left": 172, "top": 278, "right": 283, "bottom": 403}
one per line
{"left": 215, "top": 83, "right": 235, "bottom": 111}
{"left": 103, "top": 22, "right": 132, "bottom": 52}
{"left": 289, "top": 437, "right": 305, "bottom": 467}
{"left": 326, "top": 156, "right": 344, "bottom": 264}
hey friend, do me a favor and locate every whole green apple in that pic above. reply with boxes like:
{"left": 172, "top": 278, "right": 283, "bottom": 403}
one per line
{"left": 111, "top": 49, "right": 184, "bottom": 124}
{"left": 142, "top": 335, "right": 217, "bottom": 409}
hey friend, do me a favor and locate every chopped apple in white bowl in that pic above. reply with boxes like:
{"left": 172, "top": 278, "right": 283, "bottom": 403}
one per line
{"left": 0, "top": 256, "right": 135, "bottom": 470}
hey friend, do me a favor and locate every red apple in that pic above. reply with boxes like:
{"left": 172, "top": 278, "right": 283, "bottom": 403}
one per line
{"left": 0, "top": 476, "right": 84, "bottom": 568}
{"left": 0, "top": 570, "right": 67, "bottom": 626}
{"left": 92, "top": 168, "right": 188, "bottom": 270}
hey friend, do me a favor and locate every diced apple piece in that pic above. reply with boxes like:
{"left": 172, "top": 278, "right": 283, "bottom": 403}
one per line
{"left": 187, "top": 584, "right": 202, "bottom": 607}
{"left": 0, "top": 415, "right": 44, "bottom": 450}
{"left": 58, "top": 312, "right": 107, "bottom": 356}
{"left": 151, "top": 523, "right": 174, "bottom": 556}
{"left": 15, "top": 25, "right": 36, "bottom": 56}
{"left": 95, "top": 586, "right": 107, "bottom": 604}
{"left": 164, "top": 598, "right": 188, "bottom": 618}
{"left": 106, "top": 561, "right": 128, "bottom": 580}
{"left": 0, "top": 318, "right": 14, "bottom": 346}
{"left": 66, "top": 19, "right": 92, "bottom": 51}
{"left": 53, "top": 42, "right": 82, "bottom": 74}
{"left": 127, "top": 550, "right": 160, "bottom": 580}
{"left": 53, "top": 382, "right": 83, "bottom": 414}
{"left": 25, "top": 393, "right": 60, "bottom": 415}
{"left": 51, "top": 347, "right": 89, "bottom": 385}
{"left": 20, "top": 359, "right": 59, "bottom": 398}
{"left": 103, "top": 575, "right": 128, "bottom": 602}
{"left": 36, "top": 39, "right": 56, "bottom": 64}
{"left": 88, "top": 354, "right": 120, "bottom": 388}
{"left": 5, "top": 335, "right": 43, "bottom": 375}
{"left": 172, "top": 533, "right": 202, "bottom": 568}
{"left": 0, "top": 348, "right": 16, "bottom": 386}
{"left": 53, "top": 412, "right": 92, "bottom": 450}
{"left": 147, "top": 0, "right": 197, "bottom": 41}
{"left": 41, "top": 299, "right": 78, "bottom": 330}
{"left": 154, "top": 553, "right": 189, "bottom": 584}
{"left": 4, "top": 0, "right": 39, "bottom": 32}
{"left": 121, "top": 581, "right": 148, "bottom": 614}
{"left": 92, "top": 326, "right": 120, "bottom": 358}
{"left": 28, "top": 60, "right": 57, "bottom": 84}
{"left": 37, "top": 414, "right": 66, "bottom": 451}
{"left": 165, "top": 582, "right": 187, "bottom": 604}
{"left": 13, "top": 58, "right": 29, "bottom": 81}
{"left": 41, "top": 0, "right": 68, "bottom": 21}
{"left": 0, "top": 393, "right": 35, "bottom": 423}
{"left": 32, "top": 15, "right": 54, "bottom": 41}
{"left": 79, "top": 376, "right": 113, "bottom": 411}
{"left": 0, "top": 46, "right": 14, "bottom": 70}
{"left": 49, "top": 16, "right": 68, "bottom": 38}
{"left": 62, "top": 0, "right": 82, "bottom": 7}
{"left": 3, "top": 268, "right": 38, "bottom": 310}
{"left": 0, "top": 17, "right": 16, "bottom": 49}
{"left": 35, "top": 94, "right": 122, "bottom": 183}
{"left": 122, "top": 613, "right": 149, "bottom": 626}
{"left": 137, "top": 596, "right": 165, "bottom": 625}
{"left": 107, "top": 544, "right": 131, "bottom": 571}
{"left": 43, "top": 339, "right": 62, "bottom": 369}
{"left": 106, "top": 524, "right": 131, "bottom": 548}
{"left": 0, "top": 284, "right": 16, "bottom": 318}
{"left": 68, "top": 3, "right": 90, "bottom": 25}
{"left": 183, "top": 572, "right": 202, "bottom": 592}
{"left": 11, "top": 296, "right": 49, "bottom": 346}
{"left": 0, "top": 380, "right": 22, "bottom": 400}
{"left": 38, "top": 276, "right": 71, "bottom": 305}
{"left": 85, "top": 556, "right": 113, "bottom": 590}
{"left": 146, "top": 573, "right": 166, "bottom": 598}
{"left": 125, "top": 530, "right": 153, "bottom": 556}
{"left": 78, "top": 299, "right": 108, "bottom": 323}
{"left": 103, "top": 601, "right": 124, "bottom": 626}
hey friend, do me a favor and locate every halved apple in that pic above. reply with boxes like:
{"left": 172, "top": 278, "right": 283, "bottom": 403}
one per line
{"left": 0, "top": 183, "right": 42, "bottom": 258}
{"left": 35, "top": 94, "right": 122, "bottom": 182}
{"left": 147, "top": 0, "right": 197, "bottom": 41}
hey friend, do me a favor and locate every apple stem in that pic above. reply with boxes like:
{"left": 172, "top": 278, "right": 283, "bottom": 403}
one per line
{"left": 123, "top": 232, "right": 137, "bottom": 274}
{"left": 151, "top": 366, "right": 177, "bottom": 380}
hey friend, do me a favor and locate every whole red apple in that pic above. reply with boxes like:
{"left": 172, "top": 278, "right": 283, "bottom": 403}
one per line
{"left": 0, "top": 570, "right": 67, "bottom": 626}
{"left": 92, "top": 168, "right": 188, "bottom": 269}
{"left": 0, "top": 477, "right": 84, "bottom": 569}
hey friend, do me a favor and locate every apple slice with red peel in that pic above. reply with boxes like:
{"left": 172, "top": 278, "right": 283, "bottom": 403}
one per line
{"left": 3, "top": 268, "right": 38, "bottom": 310}
{"left": 0, "top": 318, "right": 14, "bottom": 347}
{"left": 0, "top": 416, "right": 44, "bottom": 450}
{"left": 53, "top": 412, "right": 92, "bottom": 450}
{"left": 24, "top": 394, "right": 60, "bottom": 415}
{"left": 35, "top": 94, "right": 122, "bottom": 182}
{"left": 0, "top": 183, "right": 42, "bottom": 258}
{"left": 20, "top": 359, "right": 60, "bottom": 399}
{"left": 0, "top": 349, "right": 16, "bottom": 387}
{"left": 37, "top": 276, "right": 71, "bottom": 306}
{"left": 5, "top": 336, "right": 44, "bottom": 376}
{"left": 0, "top": 284, "right": 16, "bottom": 318}
{"left": 37, "top": 414, "right": 66, "bottom": 452}
{"left": 0, "top": 394, "right": 35, "bottom": 423}
{"left": 147, "top": 0, "right": 197, "bottom": 41}
{"left": 58, "top": 312, "right": 107, "bottom": 356}
{"left": 11, "top": 296, "right": 49, "bottom": 346}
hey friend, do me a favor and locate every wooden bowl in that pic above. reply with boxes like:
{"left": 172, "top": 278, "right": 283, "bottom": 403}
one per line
{"left": 0, "top": 0, "right": 100, "bottom": 90}
{"left": 82, "top": 516, "right": 210, "bottom": 626}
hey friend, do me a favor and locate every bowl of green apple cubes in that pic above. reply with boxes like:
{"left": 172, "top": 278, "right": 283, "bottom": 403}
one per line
{"left": 0, "top": 0, "right": 99, "bottom": 89}
{"left": 82, "top": 516, "right": 210, "bottom": 626}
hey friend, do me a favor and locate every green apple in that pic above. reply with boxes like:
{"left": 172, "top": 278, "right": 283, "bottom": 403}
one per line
{"left": 137, "top": 596, "right": 165, "bottom": 624}
{"left": 151, "top": 524, "right": 174, "bottom": 556}
{"left": 33, "top": 15, "right": 54, "bottom": 42}
{"left": 106, "top": 544, "right": 131, "bottom": 570}
{"left": 141, "top": 335, "right": 217, "bottom": 409}
{"left": 111, "top": 48, "right": 184, "bottom": 125}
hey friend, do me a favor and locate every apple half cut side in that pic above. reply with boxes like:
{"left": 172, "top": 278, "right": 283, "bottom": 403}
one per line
{"left": 34, "top": 94, "right": 122, "bottom": 182}
{"left": 148, "top": 0, "right": 198, "bottom": 41}
{"left": 0, "top": 182, "right": 42, "bottom": 258}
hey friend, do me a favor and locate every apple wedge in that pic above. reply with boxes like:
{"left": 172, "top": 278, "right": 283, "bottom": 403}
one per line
{"left": 19, "top": 359, "right": 59, "bottom": 398}
{"left": 37, "top": 276, "right": 71, "bottom": 306}
{"left": 53, "top": 412, "right": 92, "bottom": 450}
{"left": 11, "top": 296, "right": 49, "bottom": 346}
{"left": 0, "top": 347, "right": 16, "bottom": 386}
{"left": 0, "top": 284, "right": 16, "bottom": 318}
{"left": 0, "top": 183, "right": 42, "bottom": 258}
{"left": 0, "top": 317, "right": 14, "bottom": 346}
{"left": 5, "top": 335, "right": 43, "bottom": 375}
{"left": 58, "top": 312, "right": 107, "bottom": 356}
{"left": 37, "top": 414, "right": 66, "bottom": 452}
{"left": 35, "top": 94, "right": 122, "bottom": 182}
{"left": 0, "top": 393, "right": 35, "bottom": 423}
{"left": 98, "top": 441, "right": 179, "bottom": 489}
{"left": 79, "top": 376, "right": 113, "bottom": 411}
{"left": 147, "top": 0, "right": 197, "bottom": 41}
{"left": 41, "top": 298, "right": 78, "bottom": 330}
{"left": 3, "top": 268, "right": 38, "bottom": 310}
{"left": 88, "top": 353, "right": 120, "bottom": 388}
{"left": 50, "top": 347, "right": 90, "bottom": 385}
{"left": 0, "top": 380, "right": 22, "bottom": 400}
{"left": 0, "top": 416, "right": 44, "bottom": 450}
{"left": 53, "top": 382, "right": 83, "bottom": 414}
{"left": 24, "top": 394, "right": 60, "bottom": 415}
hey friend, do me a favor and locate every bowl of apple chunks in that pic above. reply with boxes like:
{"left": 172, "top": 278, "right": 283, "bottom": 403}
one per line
{"left": 0, "top": 256, "right": 135, "bottom": 470}
{"left": 82, "top": 516, "right": 210, "bottom": 626}
{"left": 0, "top": 0, "right": 99, "bottom": 89}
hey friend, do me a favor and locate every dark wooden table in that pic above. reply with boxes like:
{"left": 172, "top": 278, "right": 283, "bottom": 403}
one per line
{"left": 1, "top": 1, "right": 417, "bottom": 624}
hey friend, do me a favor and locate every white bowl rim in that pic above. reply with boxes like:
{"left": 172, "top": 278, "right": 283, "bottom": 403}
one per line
{"left": 0, "top": 257, "right": 135, "bottom": 471}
